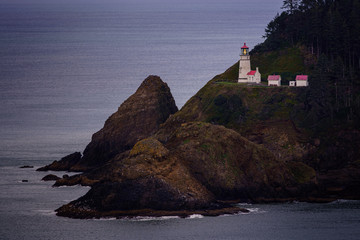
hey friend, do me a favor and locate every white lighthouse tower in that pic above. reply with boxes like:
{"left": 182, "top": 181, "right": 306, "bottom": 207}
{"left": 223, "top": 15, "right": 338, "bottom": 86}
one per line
{"left": 238, "top": 43, "right": 261, "bottom": 84}
{"left": 238, "top": 43, "right": 251, "bottom": 82}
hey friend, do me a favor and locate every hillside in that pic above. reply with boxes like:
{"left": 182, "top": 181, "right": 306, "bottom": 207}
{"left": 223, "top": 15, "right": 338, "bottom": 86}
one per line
{"left": 39, "top": 70, "right": 360, "bottom": 218}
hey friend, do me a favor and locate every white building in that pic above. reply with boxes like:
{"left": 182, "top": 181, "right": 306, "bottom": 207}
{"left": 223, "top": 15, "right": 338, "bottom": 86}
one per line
{"left": 267, "top": 75, "right": 281, "bottom": 86}
{"left": 247, "top": 67, "right": 261, "bottom": 83}
{"left": 238, "top": 43, "right": 261, "bottom": 84}
{"left": 295, "top": 75, "right": 309, "bottom": 87}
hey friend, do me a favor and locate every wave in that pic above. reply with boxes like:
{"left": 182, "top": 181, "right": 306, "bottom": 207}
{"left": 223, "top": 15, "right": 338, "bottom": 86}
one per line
{"left": 186, "top": 214, "right": 204, "bottom": 219}
{"left": 128, "top": 216, "right": 181, "bottom": 222}
{"left": 237, "top": 202, "right": 253, "bottom": 206}
{"left": 93, "top": 217, "right": 117, "bottom": 221}
{"left": 36, "top": 209, "right": 57, "bottom": 216}
{"left": 327, "top": 199, "right": 360, "bottom": 205}
{"left": 243, "top": 207, "right": 267, "bottom": 214}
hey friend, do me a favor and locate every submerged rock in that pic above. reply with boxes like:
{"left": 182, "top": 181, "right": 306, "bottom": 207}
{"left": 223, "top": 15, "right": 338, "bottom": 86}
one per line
{"left": 42, "top": 174, "right": 61, "bottom": 181}
{"left": 20, "top": 165, "right": 34, "bottom": 169}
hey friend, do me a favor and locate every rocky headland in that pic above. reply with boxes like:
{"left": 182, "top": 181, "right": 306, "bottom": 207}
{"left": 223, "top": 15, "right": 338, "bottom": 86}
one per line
{"left": 38, "top": 0, "right": 360, "bottom": 218}
{"left": 38, "top": 71, "right": 360, "bottom": 219}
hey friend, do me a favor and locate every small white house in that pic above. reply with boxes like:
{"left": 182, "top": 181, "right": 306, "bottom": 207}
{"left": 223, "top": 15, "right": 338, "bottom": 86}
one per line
{"left": 289, "top": 81, "right": 296, "bottom": 87}
{"left": 246, "top": 67, "right": 261, "bottom": 84}
{"left": 267, "top": 75, "right": 281, "bottom": 86}
{"left": 295, "top": 75, "right": 309, "bottom": 87}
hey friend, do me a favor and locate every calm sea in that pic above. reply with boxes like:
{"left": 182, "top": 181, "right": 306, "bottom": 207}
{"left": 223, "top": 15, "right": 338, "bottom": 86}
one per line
{"left": 1, "top": 1, "right": 360, "bottom": 239}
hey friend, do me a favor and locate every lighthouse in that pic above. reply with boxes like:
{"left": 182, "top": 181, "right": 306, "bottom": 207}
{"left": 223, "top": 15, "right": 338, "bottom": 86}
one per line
{"left": 238, "top": 43, "right": 251, "bottom": 82}
{"left": 238, "top": 43, "right": 261, "bottom": 84}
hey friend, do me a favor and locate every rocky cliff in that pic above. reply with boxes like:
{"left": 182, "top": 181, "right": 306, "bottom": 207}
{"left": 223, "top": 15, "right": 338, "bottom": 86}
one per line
{"left": 38, "top": 75, "right": 178, "bottom": 172}
{"left": 39, "top": 72, "right": 360, "bottom": 219}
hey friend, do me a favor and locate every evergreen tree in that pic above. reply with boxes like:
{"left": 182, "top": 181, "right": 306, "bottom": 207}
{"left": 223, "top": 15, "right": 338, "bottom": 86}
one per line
{"left": 258, "top": 0, "right": 360, "bottom": 73}
{"left": 282, "top": 0, "right": 299, "bottom": 14}
{"left": 254, "top": 0, "right": 360, "bottom": 127}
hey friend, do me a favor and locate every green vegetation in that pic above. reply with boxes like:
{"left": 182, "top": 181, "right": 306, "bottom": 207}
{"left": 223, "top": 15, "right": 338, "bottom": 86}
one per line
{"left": 211, "top": 45, "right": 308, "bottom": 85}
{"left": 252, "top": 0, "right": 360, "bottom": 127}
{"left": 255, "top": 0, "right": 360, "bottom": 73}
{"left": 210, "top": 62, "right": 239, "bottom": 83}
{"left": 251, "top": 46, "right": 307, "bottom": 84}
{"left": 288, "top": 161, "right": 316, "bottom": 184}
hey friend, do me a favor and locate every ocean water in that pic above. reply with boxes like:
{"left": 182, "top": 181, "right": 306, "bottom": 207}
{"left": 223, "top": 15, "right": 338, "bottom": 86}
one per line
{"left": 0, "top": 0, "right": 283, "bottom": 166}
{"left": 1, "top": 1, "right": 360, "bottom": 239}
{"left": 2, "top": 166, "right": 360, "bottom": 240}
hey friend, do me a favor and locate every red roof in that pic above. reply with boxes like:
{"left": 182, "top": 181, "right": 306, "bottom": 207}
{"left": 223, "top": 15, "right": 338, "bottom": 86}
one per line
{"left": 241, "top": 43, "right": 249, "bottom": 49}
{"left": 296, "top": 75, "right": 308, "bottom": 81}
{"left": 247, "top": 70, "right": 256, "bottom": 75}
{"left": 268, "top": 75, "right": 280, "bottom": 81}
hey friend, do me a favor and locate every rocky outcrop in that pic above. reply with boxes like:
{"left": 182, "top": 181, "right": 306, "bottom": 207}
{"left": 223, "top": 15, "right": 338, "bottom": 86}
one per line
{"left": 56, "top": 135, "right": 218, "bottom": 218}
{"left": 20, "top": 165, "right": 34, "bottom": 168}
{"left": 55, "top": 122, "right": 317, "bottom": 218}
{"left": 39, "top": 72, "right": 360, "bottom": 219}
{"left": 37, "top": 152, "right": 81, "bottom": 172}
{"left": 42, "top": 174, "right": 61, "bottom": 181}
{"left": 38, "top": 75, "right": 178, "bottom": 172}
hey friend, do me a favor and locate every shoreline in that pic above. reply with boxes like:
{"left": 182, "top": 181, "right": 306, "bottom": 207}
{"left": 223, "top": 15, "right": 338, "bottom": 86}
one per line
{"left": 56, "top": 205, "right": 249, "bottom": 219}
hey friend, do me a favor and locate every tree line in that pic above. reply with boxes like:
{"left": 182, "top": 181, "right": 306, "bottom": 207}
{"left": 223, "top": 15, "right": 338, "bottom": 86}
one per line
{"left": 253, "top": 0, "right": 360, "bottom": 129}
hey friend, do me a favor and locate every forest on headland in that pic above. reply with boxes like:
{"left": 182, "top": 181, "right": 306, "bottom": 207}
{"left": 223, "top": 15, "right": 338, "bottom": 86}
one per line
{"left": 253, "top": 0, "right": 360, "bottom": 128}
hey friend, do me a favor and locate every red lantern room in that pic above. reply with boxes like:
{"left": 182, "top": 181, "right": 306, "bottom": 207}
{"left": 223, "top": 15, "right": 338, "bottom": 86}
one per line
{"left": 241, "top": 43, "right": 249, "bottom": 56}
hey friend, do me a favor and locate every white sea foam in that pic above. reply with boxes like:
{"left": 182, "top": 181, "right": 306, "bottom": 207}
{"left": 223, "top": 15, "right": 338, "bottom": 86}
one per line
{"left": 93, "top": 217, "right": 117, "bottom": 221}
{"left": 36, "top": 210, "right": 56, "bottom": 216}
{"left": 186, "top": 214, "right": 204, "bottom": 219}
{"left": 237, "top": 202, "right": 253, "bottom": 206}
{"left": 128, "top": 216, "right": 180, "bottom": 222}
{"left": 328, "top": 199, "right": 360, "bottom": 205}
{"left": 245, "top": 208, "right": 267, "bottom": 214}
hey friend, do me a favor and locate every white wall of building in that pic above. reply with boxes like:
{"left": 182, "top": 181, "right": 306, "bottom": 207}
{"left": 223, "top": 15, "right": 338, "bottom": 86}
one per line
{"left": 296, "top": 80, "right": 308, "bottom": 87}
{"left": 238, "top": 55, "right": 251, "bottom": 82}
{"left": 254, "top": 67, "right": 261, "bottom": 83}
{"left": 268, "top": 80, "right": 280, "bottom": 86}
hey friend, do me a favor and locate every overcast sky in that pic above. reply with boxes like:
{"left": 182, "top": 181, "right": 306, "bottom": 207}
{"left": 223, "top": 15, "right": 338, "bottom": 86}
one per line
{"left": 0, "top": 0, "right": 284, "bottom": 13}
{"left": 0, "top": 0, "right": 282, "bottom": 6}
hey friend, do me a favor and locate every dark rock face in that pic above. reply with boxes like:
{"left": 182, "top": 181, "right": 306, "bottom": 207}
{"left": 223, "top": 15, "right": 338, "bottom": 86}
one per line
{"left": 53, "top": 174, "right": 98, "bottom": 187}
{"left": 37, "top": 152, "right": 81, "bottom": 172}
{"left": 77, "top": 75, "right": 177, "bottom": 171}
{"left": 39, "top": 75, "right": 178, "bottom": 172}
{"left": 56, "top": 122, "right": 316, "bottom": 218}
{"left": 42, "top": 174, "right": 61, "bottom": 181}
{"left": 20, "top": 165, "right": 34, "bottom": 169}
{"left": 56, "top": 135, "right": 217, "bottom": 218}
{"left": 159, "top": 122, "right": 306, "bottom": 201}
{"left": 314, "top": 130, "right": 360, "bottom": 200}
{"left": 65, "top": 177, "right": 210, "bottom": 212}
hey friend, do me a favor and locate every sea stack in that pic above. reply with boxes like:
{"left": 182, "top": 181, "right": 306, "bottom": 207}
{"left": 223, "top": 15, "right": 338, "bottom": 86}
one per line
{"left": 38, "top": 75, "right": 178, "bottom": 172}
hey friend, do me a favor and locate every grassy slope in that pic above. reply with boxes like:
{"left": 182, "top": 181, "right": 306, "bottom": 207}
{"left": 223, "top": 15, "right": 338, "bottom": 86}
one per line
{"left": 163, "top": 47, "right": 312, "bottom": 162}
{"left": 210, "top": 46, "right": 310, "bottom": 84}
